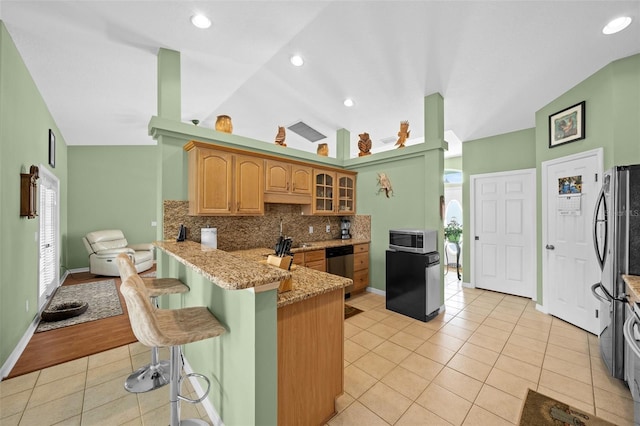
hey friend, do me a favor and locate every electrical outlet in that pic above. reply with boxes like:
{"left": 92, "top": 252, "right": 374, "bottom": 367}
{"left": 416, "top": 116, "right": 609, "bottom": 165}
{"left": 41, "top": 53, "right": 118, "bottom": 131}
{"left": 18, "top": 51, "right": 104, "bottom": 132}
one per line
{"left": 151, "top": 221, "right": 157, "bottom": 227}
{"left": 309, "top": 226, "right": 313, "bottom": 234}
{"left": 326, "top": 225, "right": 331, "bottom": 233}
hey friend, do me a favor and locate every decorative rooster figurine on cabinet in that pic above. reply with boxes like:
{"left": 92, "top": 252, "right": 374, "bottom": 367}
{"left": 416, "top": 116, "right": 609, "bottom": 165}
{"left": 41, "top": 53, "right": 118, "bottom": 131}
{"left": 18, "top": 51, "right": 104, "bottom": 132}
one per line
{"left": 274, "top": 126, "right": 286, "bottom": 146}
{"left": 358, "top": 132, "right": 372, "bottom": 157}
{"left": 396, "top": 121, "right": 410, "bottom": 148}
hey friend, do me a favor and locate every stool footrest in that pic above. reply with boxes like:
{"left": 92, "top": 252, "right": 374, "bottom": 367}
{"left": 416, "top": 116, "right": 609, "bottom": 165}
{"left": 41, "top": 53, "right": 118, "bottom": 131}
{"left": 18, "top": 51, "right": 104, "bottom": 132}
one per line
{"left": 178, "top": 373, "right": 210, "bottom": 404}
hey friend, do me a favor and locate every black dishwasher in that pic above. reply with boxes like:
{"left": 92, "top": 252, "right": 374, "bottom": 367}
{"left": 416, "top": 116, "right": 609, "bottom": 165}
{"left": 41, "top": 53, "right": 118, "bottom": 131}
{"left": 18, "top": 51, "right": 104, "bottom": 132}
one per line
{"left": 326, "top": 245, "right": 354, "bottom": 295}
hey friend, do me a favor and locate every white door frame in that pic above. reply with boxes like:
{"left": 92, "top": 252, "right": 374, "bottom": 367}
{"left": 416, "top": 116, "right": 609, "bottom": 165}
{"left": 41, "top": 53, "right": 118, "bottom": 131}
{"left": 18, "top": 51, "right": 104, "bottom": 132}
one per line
{"left": 469, "top": 168, "right": 537, "bottom": 297}
{"left": 541, "top": 148, "right": 603, "bottom": 314}
{"left": 38, "top": 164, "right": 61, "bottom": 310}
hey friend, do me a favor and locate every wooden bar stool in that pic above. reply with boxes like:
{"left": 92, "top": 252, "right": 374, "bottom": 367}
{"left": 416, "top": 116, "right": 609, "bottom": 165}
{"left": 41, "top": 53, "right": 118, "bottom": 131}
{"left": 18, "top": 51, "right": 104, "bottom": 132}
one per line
{"left": 117, "top": 256, "right": 226, "bottom": 426}
{"left": 117, "top": 253, "right": 189, "bottom": 393}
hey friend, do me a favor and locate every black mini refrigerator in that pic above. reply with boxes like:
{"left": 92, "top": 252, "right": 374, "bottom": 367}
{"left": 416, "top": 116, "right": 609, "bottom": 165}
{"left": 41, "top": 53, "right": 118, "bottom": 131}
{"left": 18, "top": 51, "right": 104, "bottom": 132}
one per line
{"left": 386, "top": 250, "right": 441, "bottom": 322}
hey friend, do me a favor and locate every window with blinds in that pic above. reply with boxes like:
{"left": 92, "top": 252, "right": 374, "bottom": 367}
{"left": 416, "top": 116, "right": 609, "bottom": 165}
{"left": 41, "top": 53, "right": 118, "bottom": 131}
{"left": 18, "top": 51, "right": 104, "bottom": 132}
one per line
{"left": 38, "top": 170, "right": 59, "bottom": 309}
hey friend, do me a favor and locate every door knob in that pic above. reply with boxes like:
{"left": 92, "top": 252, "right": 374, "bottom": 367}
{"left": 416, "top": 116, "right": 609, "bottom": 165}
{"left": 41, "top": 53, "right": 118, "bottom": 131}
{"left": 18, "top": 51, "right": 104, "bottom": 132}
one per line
{"left": 546, "top": 244, "right": 555, "bottom": 250}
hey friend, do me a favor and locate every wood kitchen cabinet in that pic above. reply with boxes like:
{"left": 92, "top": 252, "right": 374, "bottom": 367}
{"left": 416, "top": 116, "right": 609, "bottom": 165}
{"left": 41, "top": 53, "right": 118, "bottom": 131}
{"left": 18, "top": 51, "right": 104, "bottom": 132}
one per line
{"left": 186, "top": 141, "right": 357, "bottom": 216}
{"left": 337, "top": 173, "right": 356, "bottom": 214}
{"left": 304, "top": 249, "right": 326, "bottom": 272}
{"left": 264, "top": 159, "right": 312, "bottom": 204}
{"left": 303, "top": 169, "right": 357, "bottom": 215}
{"left": 235, "top": 154, "right": 264, "bottom": 215}
{"left": 352, "top": 243, "right": 369, "bottom": 292}
{"left": 292, "top": 249, "right": 326, "bottom": 272}
{"left": 186, "top": 143, "right": 263, "bottom": 215}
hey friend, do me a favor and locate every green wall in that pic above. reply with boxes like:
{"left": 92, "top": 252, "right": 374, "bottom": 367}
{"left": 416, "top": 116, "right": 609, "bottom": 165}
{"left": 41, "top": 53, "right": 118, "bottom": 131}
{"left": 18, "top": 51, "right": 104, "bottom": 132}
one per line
{"left": 0, "top": 22, "right": 68, "bottom": 368}
{"left": 67, "top": 146, "right": 158, "bottom": 269}
{"left": 461, "top": 128, "right": 536, "bottom": 282}
{"left": 532, "top": 53, "right": 640, "bottom": 302}
{"left": 445, "top": 155, "right": 462, "bottom": 170}
{"left": 460, "top": 53, "right": 639, "bottom": 304}
{"left": 353, "top": 152, "right": 431, "bottom": 291}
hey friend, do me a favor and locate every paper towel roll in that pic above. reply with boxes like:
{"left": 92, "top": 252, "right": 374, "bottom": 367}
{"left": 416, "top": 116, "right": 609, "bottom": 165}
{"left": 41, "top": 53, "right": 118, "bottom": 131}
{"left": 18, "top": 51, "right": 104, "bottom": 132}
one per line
{"left": 201, "top": 228, "right": 217, "bottom": 249}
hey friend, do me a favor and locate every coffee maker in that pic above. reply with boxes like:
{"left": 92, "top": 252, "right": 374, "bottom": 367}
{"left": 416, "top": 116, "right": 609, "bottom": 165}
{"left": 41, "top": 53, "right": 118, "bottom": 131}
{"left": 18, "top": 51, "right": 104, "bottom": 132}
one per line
{"left": 340, "top": 218, "right": 351, "bottom": 240}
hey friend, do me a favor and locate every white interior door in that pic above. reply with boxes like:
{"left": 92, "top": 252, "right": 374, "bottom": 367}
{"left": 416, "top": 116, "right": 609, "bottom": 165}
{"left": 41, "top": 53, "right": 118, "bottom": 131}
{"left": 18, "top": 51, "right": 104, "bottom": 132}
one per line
{"left": 38, "top": 166, "right": 60, "bottom": 309}
{"left": 543, "top": 149, "right": 602, "bottom": 334}
{"left": 471, "top": 169, "right": 536, "bottom": 298}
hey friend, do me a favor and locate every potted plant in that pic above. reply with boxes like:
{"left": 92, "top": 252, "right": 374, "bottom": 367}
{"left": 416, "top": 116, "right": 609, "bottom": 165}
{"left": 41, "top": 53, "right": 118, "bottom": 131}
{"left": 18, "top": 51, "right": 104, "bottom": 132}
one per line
{"left": 444, "top": 218, "right": 463, "bottom": 243}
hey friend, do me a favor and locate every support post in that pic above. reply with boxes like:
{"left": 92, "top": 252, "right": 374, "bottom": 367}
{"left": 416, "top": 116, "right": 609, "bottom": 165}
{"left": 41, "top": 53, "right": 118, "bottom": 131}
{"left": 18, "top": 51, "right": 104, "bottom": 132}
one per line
{"left": 157, "top": 48, "right": 181, "bottom": 120}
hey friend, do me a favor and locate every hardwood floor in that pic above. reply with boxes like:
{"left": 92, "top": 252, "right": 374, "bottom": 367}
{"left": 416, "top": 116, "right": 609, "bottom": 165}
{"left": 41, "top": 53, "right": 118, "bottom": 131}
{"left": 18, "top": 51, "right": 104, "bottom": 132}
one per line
{"left": 6, "top": 270, "right": 142, "bottom": 379}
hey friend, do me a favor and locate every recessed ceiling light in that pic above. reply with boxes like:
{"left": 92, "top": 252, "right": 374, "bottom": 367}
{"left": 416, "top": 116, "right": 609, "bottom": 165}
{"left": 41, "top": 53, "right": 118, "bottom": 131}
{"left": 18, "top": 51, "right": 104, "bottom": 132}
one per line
{"left": 603, "top": 16, "right": 632, "bottom": 35}
{"left": 290, "top": 55, "right": 304, "bottom": 67}
{"left": 191, "top": 14, "right": 212, "bottom": 29}
{"left": 343, "top": 98, "right": 355, "bottom": 107}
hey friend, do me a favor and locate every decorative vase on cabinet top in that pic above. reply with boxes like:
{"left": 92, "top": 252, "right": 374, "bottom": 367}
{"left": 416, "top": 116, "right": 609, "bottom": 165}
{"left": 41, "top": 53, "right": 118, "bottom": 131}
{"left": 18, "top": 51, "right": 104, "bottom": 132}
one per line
{"left": 215, "top": 115, "right": 233, "bottom": 133}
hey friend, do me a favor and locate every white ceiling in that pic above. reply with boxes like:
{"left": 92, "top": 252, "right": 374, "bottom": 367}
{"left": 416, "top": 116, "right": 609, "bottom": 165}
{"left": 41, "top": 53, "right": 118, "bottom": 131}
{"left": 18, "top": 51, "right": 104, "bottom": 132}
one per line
{"left": 2, "top": 1, "right": 639, "bottom": 159}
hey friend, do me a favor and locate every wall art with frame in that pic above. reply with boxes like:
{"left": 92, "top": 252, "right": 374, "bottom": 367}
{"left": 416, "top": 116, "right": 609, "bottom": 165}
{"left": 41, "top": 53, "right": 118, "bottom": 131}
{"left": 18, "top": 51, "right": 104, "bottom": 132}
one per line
{"left": 549, "top": 101, "right": 585, "bottom": 148}
{"left": 48, "top": 129, "right": 55, "bottom": 168}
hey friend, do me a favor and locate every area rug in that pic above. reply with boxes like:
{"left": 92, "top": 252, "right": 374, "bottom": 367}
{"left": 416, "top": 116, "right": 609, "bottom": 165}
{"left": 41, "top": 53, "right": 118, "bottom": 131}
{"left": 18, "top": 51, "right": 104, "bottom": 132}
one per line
{"left": 36, "top": 280, "right": 123, "bottom": 333}
{"left": 519, "top": 389, "right": 615, "bottom": 426}
{"left": 345, "top": 304, "right": 364, "bottom": 319}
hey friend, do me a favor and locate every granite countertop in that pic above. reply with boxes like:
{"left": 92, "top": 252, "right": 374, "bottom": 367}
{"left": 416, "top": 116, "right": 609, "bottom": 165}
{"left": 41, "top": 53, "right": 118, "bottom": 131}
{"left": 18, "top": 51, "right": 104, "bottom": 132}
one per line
{"left": 288, "top": 238, "right": 370, "bottom": 253}
{"left": 624, "top": 275, "right": 640, "bottom": 304}
{"left": 154, "top": 240, "right": 290, "bottom": 290}
{"left": 231, "top": 247, "right": 353, "bottom": 308}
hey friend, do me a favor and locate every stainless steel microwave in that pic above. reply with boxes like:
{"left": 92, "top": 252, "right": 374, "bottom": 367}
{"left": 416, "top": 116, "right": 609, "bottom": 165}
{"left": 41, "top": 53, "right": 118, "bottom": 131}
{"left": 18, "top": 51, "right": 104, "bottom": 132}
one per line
{"left": 389, "top": 229, "right": 437, "bottom": 254}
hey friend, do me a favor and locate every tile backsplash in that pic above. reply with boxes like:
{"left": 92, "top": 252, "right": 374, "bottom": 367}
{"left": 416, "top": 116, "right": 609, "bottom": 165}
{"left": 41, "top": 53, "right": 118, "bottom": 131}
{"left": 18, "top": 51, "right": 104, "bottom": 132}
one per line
{"left": 163, "top": 200, "right": 371, "bottom": 251}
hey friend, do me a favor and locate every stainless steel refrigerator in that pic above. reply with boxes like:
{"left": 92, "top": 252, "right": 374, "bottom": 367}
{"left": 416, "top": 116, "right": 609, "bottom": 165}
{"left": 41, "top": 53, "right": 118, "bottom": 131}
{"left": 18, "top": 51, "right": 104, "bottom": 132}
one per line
{"left": 592, "top": 165, "right": 640, "bottom": 380}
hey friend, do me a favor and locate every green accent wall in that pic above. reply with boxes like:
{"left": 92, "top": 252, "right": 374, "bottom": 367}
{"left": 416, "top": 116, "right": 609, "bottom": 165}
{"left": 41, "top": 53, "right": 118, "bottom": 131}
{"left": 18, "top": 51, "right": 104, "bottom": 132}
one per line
{"left": 532, "top": 53, "right": 640, "bottom": 302}
{"left": 0, "top": 21, "right": 68, "bottom": 368}
{"left": 461, "top": 53, "right": 639, "bottom": 304}
{"left": 461, "top": 128, "right": 536, "bottom": 283}
{"left": 445, "top": 156, "right": 462, "bottom": 171}
{"left": 66, "top": 146, "right": 158, "bottom": 269}
{"left": 158, "top": 252, "right": 277, "bottom": 425}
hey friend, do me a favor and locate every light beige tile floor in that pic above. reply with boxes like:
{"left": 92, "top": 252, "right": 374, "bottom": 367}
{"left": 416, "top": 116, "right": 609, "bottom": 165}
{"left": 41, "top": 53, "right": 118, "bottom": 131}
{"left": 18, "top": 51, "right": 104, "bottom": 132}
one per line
{"left": 1, "top": 270, "right": 636, "bottom": 425}
{"left": 0, "top": 344, "right": 211, "bottom": 425}
{"left": 332, "top": 272, "right": 635, "bottom": 425}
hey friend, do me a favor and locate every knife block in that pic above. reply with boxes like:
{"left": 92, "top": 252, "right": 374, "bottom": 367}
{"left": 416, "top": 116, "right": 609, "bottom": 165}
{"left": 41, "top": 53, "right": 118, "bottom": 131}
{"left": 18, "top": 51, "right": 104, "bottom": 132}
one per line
{"left": 264, "top": 255, "right": 294, "bottom": 293}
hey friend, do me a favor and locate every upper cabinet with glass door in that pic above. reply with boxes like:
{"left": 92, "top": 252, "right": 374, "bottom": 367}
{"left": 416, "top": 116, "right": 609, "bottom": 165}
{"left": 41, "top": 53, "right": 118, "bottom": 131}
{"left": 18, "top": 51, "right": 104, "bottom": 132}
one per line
{"left": 303, "top": 169, "right": 356, "bottom": 215}
{"left": 337, "top": 173, "right": 356, "bottom": 214}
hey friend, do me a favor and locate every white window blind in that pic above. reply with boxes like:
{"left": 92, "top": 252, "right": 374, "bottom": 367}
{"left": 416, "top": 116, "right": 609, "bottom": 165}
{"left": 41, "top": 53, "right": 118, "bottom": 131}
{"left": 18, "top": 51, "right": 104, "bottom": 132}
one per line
{"left": 38, "top": 169, "right": 59, "bottom": 308}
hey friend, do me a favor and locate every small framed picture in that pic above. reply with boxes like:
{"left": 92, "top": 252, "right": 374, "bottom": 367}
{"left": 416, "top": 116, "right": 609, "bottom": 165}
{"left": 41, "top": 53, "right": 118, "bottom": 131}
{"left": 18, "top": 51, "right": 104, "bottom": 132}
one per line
{"left": 549, "top": 101, "right": 585, "bottom": 148}
{"left": 48, "top": 129, "right": 55, "bottom": 168}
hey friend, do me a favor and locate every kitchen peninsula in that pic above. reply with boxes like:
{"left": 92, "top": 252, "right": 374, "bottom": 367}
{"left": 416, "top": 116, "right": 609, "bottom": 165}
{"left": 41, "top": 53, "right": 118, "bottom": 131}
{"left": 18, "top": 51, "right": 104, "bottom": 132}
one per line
{"left": 154, "top": 240, "right": 352, "bottom": 426}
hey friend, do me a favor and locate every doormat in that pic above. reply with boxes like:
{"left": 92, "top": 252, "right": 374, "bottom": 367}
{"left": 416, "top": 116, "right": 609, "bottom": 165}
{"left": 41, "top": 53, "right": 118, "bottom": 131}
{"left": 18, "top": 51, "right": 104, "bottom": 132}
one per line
{"left": 345, "top": 304, "right": 364, "bottom": 319}
{"left": 36, "top": 280, "right": 123, "bottom": 333}
{"left": 519, "top": 389, "right": 615, "bottom": 426}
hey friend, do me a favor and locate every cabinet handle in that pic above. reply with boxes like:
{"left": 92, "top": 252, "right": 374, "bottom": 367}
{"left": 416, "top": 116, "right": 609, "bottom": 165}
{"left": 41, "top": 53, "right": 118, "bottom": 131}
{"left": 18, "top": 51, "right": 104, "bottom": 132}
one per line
{"left": 292, "top": 182, "right": 295, "bottom": 190}
{"left": 228, "top": 202, "right": 231, "bottom": 210}
{"left": 237, "top": 201, "right": 240, "bottom": 210}
{"left": 287, "top": 182, "right": 290, "bottom": 190}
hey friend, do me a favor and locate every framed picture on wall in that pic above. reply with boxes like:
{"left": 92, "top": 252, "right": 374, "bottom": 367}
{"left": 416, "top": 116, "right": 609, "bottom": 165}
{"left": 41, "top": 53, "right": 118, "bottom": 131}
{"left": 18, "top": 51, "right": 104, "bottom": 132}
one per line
{"left": 48, "top": 129, "right": 55, "bottom": 168}
{"left": 549, "top": 101, "right": 585, "bottom": 148}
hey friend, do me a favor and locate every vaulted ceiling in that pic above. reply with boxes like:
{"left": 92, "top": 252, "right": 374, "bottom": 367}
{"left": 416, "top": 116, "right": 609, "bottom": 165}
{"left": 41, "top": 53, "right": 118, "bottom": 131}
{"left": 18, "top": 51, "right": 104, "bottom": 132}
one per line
{"left": 2, "top": 1, "right": 639, "bottom": 158}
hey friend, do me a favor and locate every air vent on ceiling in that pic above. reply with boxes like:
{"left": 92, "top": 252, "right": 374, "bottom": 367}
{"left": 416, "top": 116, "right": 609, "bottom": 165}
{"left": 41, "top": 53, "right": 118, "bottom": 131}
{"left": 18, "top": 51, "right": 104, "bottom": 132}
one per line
{"left": 287, "top": 121, "right": 326, "bottom": 143}
{"left": 380, "top": 136, "right": 397, "bottom": 144}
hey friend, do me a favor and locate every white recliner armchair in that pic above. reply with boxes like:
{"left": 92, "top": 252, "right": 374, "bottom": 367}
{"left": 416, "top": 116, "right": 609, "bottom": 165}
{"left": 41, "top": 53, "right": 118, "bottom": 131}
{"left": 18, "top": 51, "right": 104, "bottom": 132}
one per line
{"left": 83, "top": 229, "right": 154, "bottom": 276}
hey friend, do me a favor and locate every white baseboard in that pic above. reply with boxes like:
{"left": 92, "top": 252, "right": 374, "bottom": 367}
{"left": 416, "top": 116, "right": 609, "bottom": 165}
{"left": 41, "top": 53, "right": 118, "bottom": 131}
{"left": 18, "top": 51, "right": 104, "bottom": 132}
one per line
{"left": 365, "top": 287, "right": 385, "bottom": 297}
{"left": 1, "top": 314, "right": 40, "bottom": 379}
{"left": 67, "top": 267, "right": 89, "bottom": 274}
{"left": 461, "top": 281, "right": 474, "bottom": 288}
{"left": 1, "top": 269, "right": 70, "bottom": 380}
{"left": 182, "top": 355, "right": 224, "bottom": 426}
{"left": 535, "top": 303, "right": 548, "bottom": 314}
